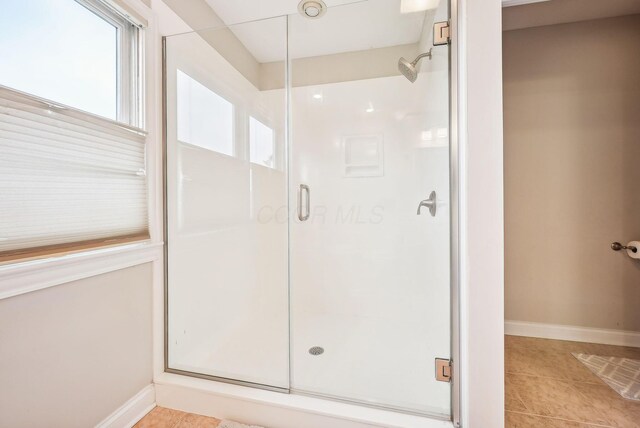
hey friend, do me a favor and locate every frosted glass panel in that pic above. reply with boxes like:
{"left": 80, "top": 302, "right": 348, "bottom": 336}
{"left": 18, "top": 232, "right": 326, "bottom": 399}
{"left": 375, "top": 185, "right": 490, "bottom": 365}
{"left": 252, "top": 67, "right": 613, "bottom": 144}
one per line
{"left": 165, "top": 18, "right": 289, "bottom": 389}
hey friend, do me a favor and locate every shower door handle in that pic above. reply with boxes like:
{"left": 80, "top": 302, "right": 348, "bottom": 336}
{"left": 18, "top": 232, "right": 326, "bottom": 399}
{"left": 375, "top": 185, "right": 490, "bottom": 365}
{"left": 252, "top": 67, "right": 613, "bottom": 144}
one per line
{"left": 298, "top": 184, "right": 310, "bottom": 221}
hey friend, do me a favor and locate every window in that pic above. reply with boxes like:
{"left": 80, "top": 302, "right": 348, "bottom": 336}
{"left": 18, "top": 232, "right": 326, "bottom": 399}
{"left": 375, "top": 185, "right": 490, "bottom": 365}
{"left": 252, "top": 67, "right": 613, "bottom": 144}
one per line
{"left": 249, "top": 116, "right": 275, "bottom": 168}
{"left": 177, "top": 70, "right": 234, "bottom": 156}
{"left": 0, "top": 0, "right": 146, "bottom": 263}
{"left": 0, "top": 0, "right": 140, "bottom": 124}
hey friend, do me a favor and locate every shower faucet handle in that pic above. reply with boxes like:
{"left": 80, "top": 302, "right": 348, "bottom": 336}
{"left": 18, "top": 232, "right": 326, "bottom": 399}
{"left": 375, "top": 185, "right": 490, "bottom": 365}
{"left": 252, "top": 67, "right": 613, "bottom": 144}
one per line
{"left": 417, "top": 191, "right": 437, "bottom": 217}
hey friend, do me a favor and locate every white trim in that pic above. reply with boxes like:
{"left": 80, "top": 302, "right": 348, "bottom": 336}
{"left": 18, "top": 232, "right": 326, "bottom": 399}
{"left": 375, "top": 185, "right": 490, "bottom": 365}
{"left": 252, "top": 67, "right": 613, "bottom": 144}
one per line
{"left": 154, "top": 373, "right": 452, "bottom": 428}
{"left": 95, "top": 384, "right": 156, "bottom": 428}
{"left": 152, "top": 248, "right": 166, "bottom": 379}
{"left": 505, "top": 320, "right": 640, "bottom": 348}
{"left": 456, "top": 10, "right": 470, "bottom": 417}
{"left": 460, "top": 0, "right": 505, "bottom": 426}
{"left": 0, "top": 242, "right": 163, "bottom": 300}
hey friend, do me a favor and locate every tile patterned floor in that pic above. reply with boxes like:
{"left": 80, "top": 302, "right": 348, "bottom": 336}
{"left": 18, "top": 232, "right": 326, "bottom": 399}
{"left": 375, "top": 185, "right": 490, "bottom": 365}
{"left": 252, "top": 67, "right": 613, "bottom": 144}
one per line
{"left": 135, "top": 407, "right": 221, "bottom": 428}
{"left": 505, "top": 335, "right": 640, "bottom": 428}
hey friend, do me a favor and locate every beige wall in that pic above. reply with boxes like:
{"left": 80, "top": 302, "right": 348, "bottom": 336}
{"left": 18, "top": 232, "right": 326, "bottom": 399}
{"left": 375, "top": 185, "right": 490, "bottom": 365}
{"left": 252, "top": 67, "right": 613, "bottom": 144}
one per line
{"left": 503, "top": 0, "right": 640, "bottom": 31}
{"left": 0, "top": 264, "right": 153, "bottom": 428}
{"left": 504, "top": 14, "right": 640, "bottom": 331}
{"left": 259, "top": 43, "right": 419, "bottom": 90}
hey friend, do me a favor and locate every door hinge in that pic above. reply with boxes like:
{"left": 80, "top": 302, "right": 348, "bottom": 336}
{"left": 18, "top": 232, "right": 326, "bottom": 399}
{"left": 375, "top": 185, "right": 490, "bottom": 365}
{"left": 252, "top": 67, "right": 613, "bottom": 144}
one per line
{"left": 433, "top": 21, "right": 451, "bottom": 46}
{"left": 435, "top": 358, "right": 452, "bottom": 382}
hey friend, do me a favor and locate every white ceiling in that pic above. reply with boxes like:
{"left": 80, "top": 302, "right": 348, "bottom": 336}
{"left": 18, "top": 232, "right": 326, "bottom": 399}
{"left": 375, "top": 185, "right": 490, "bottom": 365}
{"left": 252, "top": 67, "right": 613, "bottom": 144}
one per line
{"left": 203, "top": 0, "right": 432, "bottom": 63}
{"left": 204, "top": 0, "right": 362, "bottom": 25}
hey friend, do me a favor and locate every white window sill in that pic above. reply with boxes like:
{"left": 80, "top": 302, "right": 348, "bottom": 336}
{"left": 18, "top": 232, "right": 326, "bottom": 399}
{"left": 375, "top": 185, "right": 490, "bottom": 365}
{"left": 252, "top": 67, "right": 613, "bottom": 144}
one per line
{"left": 0, "top": 241, "right": 163, "bottom": 300}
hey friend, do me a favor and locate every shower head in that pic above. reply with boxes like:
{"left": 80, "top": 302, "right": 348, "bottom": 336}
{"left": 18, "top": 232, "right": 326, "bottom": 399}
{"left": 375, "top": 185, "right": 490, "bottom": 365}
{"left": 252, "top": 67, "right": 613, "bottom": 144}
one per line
{"left": 398, "top": 49, "right": 433, "bottom": 83}
{"left": 398, "top": 57, "right": 418, "bottom": 83}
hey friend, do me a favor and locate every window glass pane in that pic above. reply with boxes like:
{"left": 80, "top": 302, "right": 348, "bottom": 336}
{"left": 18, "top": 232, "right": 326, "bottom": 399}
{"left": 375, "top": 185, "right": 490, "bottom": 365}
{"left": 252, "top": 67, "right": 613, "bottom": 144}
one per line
{"left": 0, "top": 0, "right": 117, "bottom": 119}
{"left": 177, "top": 70, "right": 234, "bottom": 156}
{"left": 249, "top": 116, "right": 275, "bottom": 168}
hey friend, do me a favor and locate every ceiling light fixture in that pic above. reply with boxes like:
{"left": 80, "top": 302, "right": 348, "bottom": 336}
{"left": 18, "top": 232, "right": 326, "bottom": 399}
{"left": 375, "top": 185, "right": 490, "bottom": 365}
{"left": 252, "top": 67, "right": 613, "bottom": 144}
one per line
{"left": 298, "top": 0, "right": 327, "bottom": 19}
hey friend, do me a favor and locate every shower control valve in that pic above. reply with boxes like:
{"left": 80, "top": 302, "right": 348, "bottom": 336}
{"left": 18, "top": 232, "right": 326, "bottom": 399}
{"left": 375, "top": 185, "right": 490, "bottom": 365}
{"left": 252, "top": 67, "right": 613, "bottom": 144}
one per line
{"left": 417, "top": 191, "right": 437, "bottom": 217}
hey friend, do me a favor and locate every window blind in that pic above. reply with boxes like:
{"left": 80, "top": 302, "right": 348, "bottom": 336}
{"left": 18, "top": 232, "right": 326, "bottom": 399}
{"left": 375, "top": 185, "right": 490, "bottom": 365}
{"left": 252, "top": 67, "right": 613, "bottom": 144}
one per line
{"left": 0, "top": 86, "right": 148, "bottom": 262}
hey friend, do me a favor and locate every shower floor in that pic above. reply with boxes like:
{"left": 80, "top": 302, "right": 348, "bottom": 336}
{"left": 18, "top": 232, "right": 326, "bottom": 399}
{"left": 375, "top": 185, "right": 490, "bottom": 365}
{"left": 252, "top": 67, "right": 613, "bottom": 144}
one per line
{"left": 290, "top": 311, "right": 450, "bottom": 416}
{"left": 181, "top": 310, "right": 451, "bottom": 417}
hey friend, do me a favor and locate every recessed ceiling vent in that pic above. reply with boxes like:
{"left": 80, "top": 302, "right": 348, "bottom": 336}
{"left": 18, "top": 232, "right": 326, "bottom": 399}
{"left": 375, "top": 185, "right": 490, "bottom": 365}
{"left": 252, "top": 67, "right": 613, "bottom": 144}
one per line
{"left": 298, "top": 0, "right": 327, "bottom": 19}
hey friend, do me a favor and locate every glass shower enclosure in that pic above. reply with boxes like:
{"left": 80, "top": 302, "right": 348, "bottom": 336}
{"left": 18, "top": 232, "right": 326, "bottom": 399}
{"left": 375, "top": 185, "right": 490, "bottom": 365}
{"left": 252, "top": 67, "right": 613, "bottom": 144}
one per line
{"left": 164, "top": 0, "right": 454, "bottom": 420}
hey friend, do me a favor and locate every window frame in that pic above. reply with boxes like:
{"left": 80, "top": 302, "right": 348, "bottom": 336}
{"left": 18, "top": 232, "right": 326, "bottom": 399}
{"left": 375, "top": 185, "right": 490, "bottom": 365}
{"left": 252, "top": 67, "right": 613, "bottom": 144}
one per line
{"left": 78, "top": 0, "right": 143, "bottom": 127}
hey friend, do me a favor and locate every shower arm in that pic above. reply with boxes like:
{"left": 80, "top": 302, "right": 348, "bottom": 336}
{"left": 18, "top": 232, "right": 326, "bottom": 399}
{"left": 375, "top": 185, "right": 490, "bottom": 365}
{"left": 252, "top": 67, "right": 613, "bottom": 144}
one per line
{"left": 411, "top": 49, "right": 433, "bottom": 66}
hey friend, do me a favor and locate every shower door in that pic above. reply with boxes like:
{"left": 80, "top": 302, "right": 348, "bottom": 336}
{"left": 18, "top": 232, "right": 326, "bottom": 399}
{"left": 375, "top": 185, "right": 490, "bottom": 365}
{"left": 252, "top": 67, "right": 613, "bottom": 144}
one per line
{"left": 164, "top": 0, "right": 454, "bottom": 420}
{"left": 288, "top": 0, "right": 452, "bottom": 417}
{"left": 164, "top": 17, "right": 290, "bottom": 389}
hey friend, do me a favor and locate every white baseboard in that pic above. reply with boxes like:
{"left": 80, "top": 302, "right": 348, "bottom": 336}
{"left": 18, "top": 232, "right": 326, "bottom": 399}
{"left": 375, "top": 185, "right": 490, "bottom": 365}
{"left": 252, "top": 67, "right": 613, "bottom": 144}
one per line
{"left": 505, "top": 320, "right": 640, "bottom": 348}
{"left": 96, "top": 384, "right": 156, "bottom": 428}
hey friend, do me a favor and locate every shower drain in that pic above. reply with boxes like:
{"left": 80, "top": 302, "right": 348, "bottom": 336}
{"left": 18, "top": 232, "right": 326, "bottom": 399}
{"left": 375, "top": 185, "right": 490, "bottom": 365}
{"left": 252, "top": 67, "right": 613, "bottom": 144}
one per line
{"left": 308, "top": 346, "right": 324, "bottom": 356}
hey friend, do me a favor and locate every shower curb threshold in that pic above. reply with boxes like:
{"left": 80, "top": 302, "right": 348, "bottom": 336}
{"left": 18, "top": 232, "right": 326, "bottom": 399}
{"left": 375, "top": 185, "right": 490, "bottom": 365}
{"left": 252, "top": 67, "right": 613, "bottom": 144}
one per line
{"left": 154, "top": 373, "right": 453, "bottom": 428}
